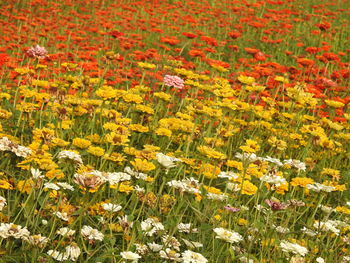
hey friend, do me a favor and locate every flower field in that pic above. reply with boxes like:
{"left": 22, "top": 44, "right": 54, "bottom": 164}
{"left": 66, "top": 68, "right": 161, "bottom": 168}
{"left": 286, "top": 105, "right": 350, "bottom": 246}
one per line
{"left": 0, "top": 0, "right": 349, "bottom": 262}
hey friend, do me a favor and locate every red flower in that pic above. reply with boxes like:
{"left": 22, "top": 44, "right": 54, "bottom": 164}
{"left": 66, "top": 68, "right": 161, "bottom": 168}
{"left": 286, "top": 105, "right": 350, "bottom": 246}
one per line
{"left": 228, "top": 31, "right": 241, "bottom": 39}
{"left": 182, "top": 32, "right": 197, "bottom": 39}
{"left": 108, "top": 30, "right": 124, "bottom": 39}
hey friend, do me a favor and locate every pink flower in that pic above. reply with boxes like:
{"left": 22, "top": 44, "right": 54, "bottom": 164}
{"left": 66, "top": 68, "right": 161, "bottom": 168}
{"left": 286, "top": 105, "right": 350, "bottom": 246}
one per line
{"left": 26, "top": 45, "right": 48, "bottom": 59}
{"left": 164, "top": 75, "right": 184, "bottom": 89}
{"left": 265, "top": 199, "right": 287, "bottom": 211}
{"left": 224, "top": 206, "right": 240, "bottom": 213}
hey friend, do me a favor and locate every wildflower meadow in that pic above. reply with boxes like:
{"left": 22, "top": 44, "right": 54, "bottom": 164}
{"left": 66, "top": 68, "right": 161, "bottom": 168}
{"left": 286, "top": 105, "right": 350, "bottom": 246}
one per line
{"left": 0, "top": 0, "right": 349, "bottom": 262}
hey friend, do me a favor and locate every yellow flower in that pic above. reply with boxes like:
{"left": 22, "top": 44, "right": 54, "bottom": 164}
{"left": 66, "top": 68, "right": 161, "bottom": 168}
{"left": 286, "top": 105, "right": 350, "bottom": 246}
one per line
{"left": 31, "top": 79, "right": 49, "bottom": 87}
{"left": 321, "top": 168, "right": 340, "bottom": 180}
{"left": 87, "top": 146, "right": 105, "bottom": 157}
{"left": 323, "top": 181, "right": 346, "bottom": 192}
{"left": 325, "top": 100, "right": 345, "bottom": 108}
{"left": 213, "top": 214, "right": 222, "bottom": 221}
{"left": 17, "top": 179, "right": 35, "bottom": 194}
{"left": 290, "top": 177, "right": 314, "bottom": 188}
{"left": 104, "top": 152, "right": 126, "bottom": 164}
{"left": 106, "top": 132, "right": 129, "bottom": 146}
{"left": 274, "top": 76, "right": 289, "bottom": 83}
{"left": 15, "top": 67, "right": 34, "bottom": 75}
{"left": 72, "top": 138, "right": 91, "bottom": 149}
{"left": 137, "top": 62, "right": 156, "bottom": 69}
{"left": 158, "top": 118, "right": 195, "bottom": 133}
{"left": 203, "top": 186, "right": 222, "bottom": 194}
{"left": 85, "top": 134, "right": 102, "bottom": 144}
{"left": 238, "top": 218, "right": 248, "bottom": 226}
{"left": 239, "top": 139, "right": 260, "bottom": 153}
{"left": 135, "top": 104, "right": 154, "bottom": 115}
{"left": 154, "top": 92, "right": 171, "bottom": 101}
{"left": 241, "top": 180, "right": 257, "bottom": 195}
{"left": 198, "top": 163, "right": 221, "bottom": 179}
{"left": 61, "top": 62, "right": 78, "bottom": 69}
{"left": 96, "top": 85, "right": 118, "bottom": 99}
{"left": 0, "top": 179, "right": 14, "bottom": 190}
{"left": 336, "top": 206, "right": 350, "bottom": 215}
{"left": 155, "top": 128, "right": 172, "bottom": 137}
{"left": 211, "top": 64, "right": 228, "bottom": 72}
{"left": 197, "top": 145, "right": 227, "bottom": 160}
{"left": 46, "top": 169, "right": 65, "bottom": 179}
{"left": 130, "top": 158, "right": 156, "bottom": 172}
{"left": 122, "top": 93, "right": 143, "bottom": 104}
{"left": 118, "top": 182, "right": 134, "bottom": 193}
{"left": 51, "top": 138, "right": 69, "bottom": 147}
{"left": 237, "top": 75, "right": 255, "bottom": 85}
{"left": 226, "top": 160, "right": 243, "bottom": 170}
{"left": 267, "top": 136, "right": 287, "bottom": 151}
{"left": 129, "top": 124, "right": 149, "bottom": 133}
{"left": 275, "top": 182, "right": 289, "bottom": 195}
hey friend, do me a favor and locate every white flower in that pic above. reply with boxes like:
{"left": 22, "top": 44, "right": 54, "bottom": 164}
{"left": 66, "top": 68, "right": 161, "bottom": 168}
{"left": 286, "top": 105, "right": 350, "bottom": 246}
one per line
{"left": 81, "top": 225, "right": 104, "bottom": 241}
{"left": 156, "top": 153, "right": 182, "bottom": 169}
{"left": 31, "top": 168, "right": 44, "bottom": 179}
{"left": 181, "top": 238, "right": 203, "bottom": 249}
{"left": 300, "top": 227, "right": 317, "bottom": 237}
{"left": 218, "top": 171, "right": 238, "bottom": 180}
{"left": 42, "top": 220, "right": 48, "bottom": 225}
{"left": 167, "top": 178, "right": 200, "bottom": 194}
{"left": 213, "top": 228, "right": 243, "bottom": 243}
{"left": 123, "top": 167, "right": 148, "bottom": 180}
{"left": 239, "top": 256, "right": 254, "bottom": 263}
{"left": 318, "top": 205, "right": 334, "bottom": 214}
{"left": 206, "top": 193, "right": 228, "bottom": 201}
{"left": 316, "top": 257, "right": 325, "bottom": 263}
{"left": 135, "top": 243, "right": 148, "bottom": 255}
{"left": 141, "top": 218, "right": 164, "bottom": 236}
{"left": 53, "top": 211, "right": 69, "bottom": 221}
{"left": 134, "top": 185, "right": 145, "bottom": 192}
{"left": 307, "top": 183, "right": 335, "bottom": 192}
{"left": 227, "top": 182, "right": 241, "bottom": 192}
{"left": 280, "top": 240, "right": 308, "bottom": 256}
{"left": 106, "top": 172, "right": 131, "bottom": 185}
{"left": 147, "top": 242, "right": 163, "bottom": 252}
{"left": 27, "top": 234, "right": 49, "bottom": 247}
{"left": 0, "top": 223, "right": 30, "bottom": 240}
{"left": 120, "top": 251, "right": 141, "bottom": 262}
{"left": 0, "top": 196, "right": 6, "bottom": 211}
{"left": 57, "top": 227, "right": 76, "bottom": 237}
{"left": 240, "top": 206, "right": 249, "bottom": 211}
{"left": 159, "top": 248, "right": 181, "bottom": 261}
{"left": 260, "top": 174, "right": 286, "bottom": 186}
{"left": 274, "top": 225, "right": 290, "bottom": 234}
{"left": 235, "top": 152, "right": 258, "bottom": 162}
{"left": 14, "top": 145, "right": 32, "bottom": 158}
{"left": 283, "top": 159, "right": 306, "bottom": 171}
{"left": 313, "top": 220, "right": 340, "bottom": 235}
{"left": 57, "top": 150, "right": 83, "bottom": 164}
{"left": 118, "top": 215, "right": 133, "bottom": 229}
{"left": 0, "top": 137, "right": 31, "bottom": 158}
{"left": 57, "top": 182, "right": 74, "bottom": 191}
{"left": 47, "top": 250, "right": 68, "bottom": 262}
{"left": 44, "top": 183, "right": 60, "bottom": 191}
{"left": 102, "top": 203, "right": 122, "bottom": 213}
{"left": 65, "top": 244, "right": 81, "bottom": 261}
{"left": 162, "top": 235, "right": 181, "bottom": 251}
{"left": 182, "top": 250, "right": 208, "bottom": 263}
{"left": 177, "top": 223, "right": 197, "bottom": 233}
{"left": 124, "top": 166, "right": 139, "bottom": 176}
{"left": 260, "top": 156, "right": 283, "bottom": 166}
